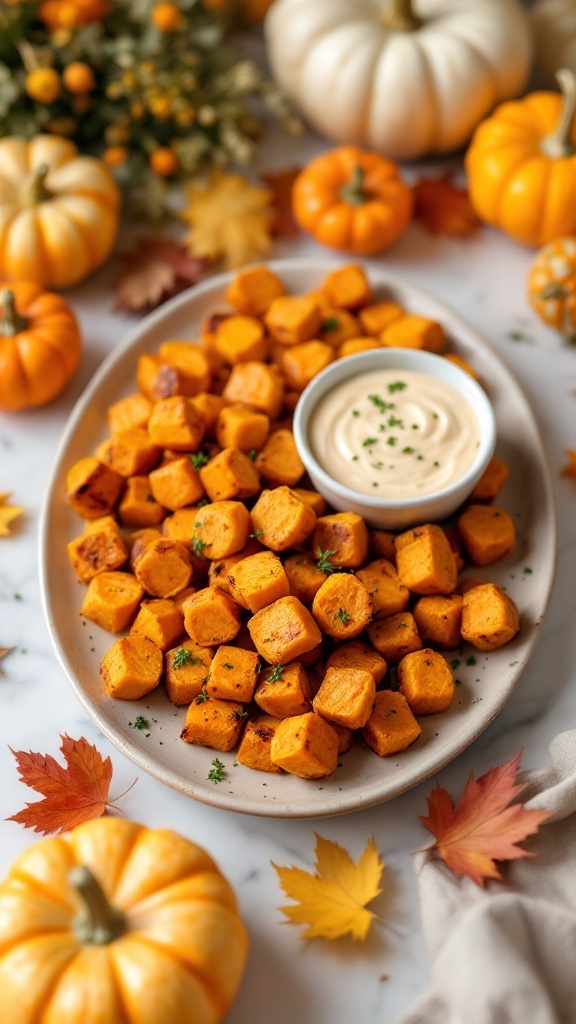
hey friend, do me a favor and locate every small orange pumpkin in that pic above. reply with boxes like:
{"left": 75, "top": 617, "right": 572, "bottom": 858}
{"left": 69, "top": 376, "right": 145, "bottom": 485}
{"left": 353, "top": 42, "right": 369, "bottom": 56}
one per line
{"left": 0, "top": 282, "right": 82, "bottom": 411}
{"left": 292, "top": 146, "right": 413, "bottom": 255}
{"left": 528, "top": 236, "right": 576, "bottom": 336}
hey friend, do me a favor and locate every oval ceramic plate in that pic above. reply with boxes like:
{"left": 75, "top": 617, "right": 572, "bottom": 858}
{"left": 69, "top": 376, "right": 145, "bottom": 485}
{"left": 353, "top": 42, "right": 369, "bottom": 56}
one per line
{"left": 40, "top": 259, "right": 556, "bottom": 818}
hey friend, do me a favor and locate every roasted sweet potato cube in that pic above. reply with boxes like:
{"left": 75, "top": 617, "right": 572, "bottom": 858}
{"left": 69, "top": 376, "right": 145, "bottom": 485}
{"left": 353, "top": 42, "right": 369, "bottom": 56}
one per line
{"left": 313, "top": 666, "right": 375, "bottom": 730}
{"left": 367, "top": 611, "right": 423, "bottom": 664}
{"left": 381, "top": 314, "right": 446, "bottom": 353}
{"left": 100, "top": 636, "right": 163, "bottom": 700}
{"left": 332, "top": 724, "right": 353, "bottom": 754}
{"left": 129, "top": 598, "right": 184, "bottom": 652}
{"left": 215, "top": 314, "right": 269, "bottom": 365}
{"left": 291, "top": 488, "right": 328, "bottom": 517}
{"left": 107, "top": 393, "right": 153, "bottom": 434}
{"left": 161, "top": 508, "right": 198, "bottom": 546}
{"left": 206, "top": 645, "right": 260, "bottom": 702}
{"left": 443, "top": 526, "right": 465, "bottom": 573}
{"left": 66, "top": 457, "right": 124, "bottom": 519}
{"left": 188, "top": 392, "right": 227, "bottom": 438}
{"left": 337, "top": 337, "right": 380, "bottom": 358}
{"left": 254, "top": 661, "right": 312, "bottom": 718}
{"left": 172, "top": 586, "right": 198, "bottom": 614}
{"left": 470, "top": 456, "right": 509, "bottom": 502}
{"left": 250, "top": 486, "right": 316, "bottom": 551}
{"left": 192, "top": 500, "right": 251, "bottom": 559}
{"left": 284, "top": 553, "right": 327, "bottom": 605}
{"left": 227, "top": 550, "right": 290, "bottom": 614}
{"left": 149, "top": 457, "right": 204, "bottom": 512}
{"left": 248, "top": 595, "right": 322, "bottom": 663}
{"left": 215, "top": 405, "right": 269, "bottom": 453}
{"left": 313, "top": 512, "right": 369, "bottom": 569}
{"left": 319, "top": 308, "right": 361, "bottom": 347}
{"left": 443, "top": 352, "right": 481, "bottom": 382}
{"left": 184, "top": 587, "right": 241, "bottom": 647}
{"left": 223, "top": 361, "right": 284, "bottom": 419}
{"left": 136, "top": 353, "right": 164, "bottom": 400}
{"left": 255, "top": 429, "right": 304, "bottom": 488}
{"left": 207, "top": 540, "right": 262, "bottom": 606}
{"left": 199, "top": 447, "right": 260, "bottom": 502}
{"left": 147, "top": 396, "right": 205, "bottom": 452}
{"left": 227, "top": 265, "right": 285, "bottom": 316}
{"left": 312, "top": 573, "right": 372, "bottom": 640}
{"left": 322, "top": 263, "right": 370, "bottom": 310}
{"left": 461, "top": 583, "right": 520, "bottom": 651}
{"left": 369, "top": 530, "right": 397, "bottom": 562}
{"left": 270, "top": 711, "right": 339, "bottom": 778}
{"left": 356, "top": 558, "right": 409, "bottom": 619}
{"left": 81, "top": 571, "right": 144, "bottom": 632}
{"left": 326, "top": 640, "right": 387, "bottom": 686}
{"left": 157, "top": 341, "right": 211, "bottom": 395}
{"left": 413, "top": 594, "right": 463, "bottom": 649}
{"left": 134, "top": 537, "right": 193, "bottom": 598}
{"left": 362, "top": 690, "right": 421, "bottom": 757}
{"left": 395, "top": 524, "right": 457, "bottom": 595}
{"left": 280, "top": 341, "right": 334, "bottom": 393}
{"left": 165, "top": 640, "right": 212, "bottom": 705}
{"left": 96, "top": 429, "right": 161, "bottom": 479}
{"left": 358, "top": 300, "right": 404, "bottom": 335}
{"left": 265, "top": 295, "right": 322, "bottom": 346}
{"left": 455, "top": 576, "right": 489, "bottom": 596}
{"left": 67, "top": 516, "right": 128, "bottom": 583}
{"left": 457, "top": 504, "right": 516, "bottom": 565}
{"left": 236, "top": 715, "right": 284, "bottom": 773}
{"left": 127, "top": 528, "right": 162, "bottom": 571}
{"left": 181, "top": 696, "right": 245, "bottom": 752}
{"left": 118, "top": 476, "right": 166, "bottom": 528}
{"left": 398, "top": 648, "right": 455, "bottom": 714}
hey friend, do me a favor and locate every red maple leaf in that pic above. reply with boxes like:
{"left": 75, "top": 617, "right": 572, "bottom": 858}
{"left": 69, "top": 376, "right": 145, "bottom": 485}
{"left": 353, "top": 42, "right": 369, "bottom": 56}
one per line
{"left": 261, "top": 167, "right": 302, "bottom": 239}
{"left": 113, "top": 237, "right": 208, "bottom": 313}
{"left": 413, "top": 173, "right": 482, "bottom": 237}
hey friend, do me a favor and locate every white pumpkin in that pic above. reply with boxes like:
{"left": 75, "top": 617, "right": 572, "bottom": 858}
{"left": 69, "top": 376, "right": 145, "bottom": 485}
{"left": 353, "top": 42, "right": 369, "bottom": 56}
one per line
{"left": 532, "top": 0, "right": 576, "bottom": 84}
{"left": 265, "top": 0, "right": 532, "bottom": 161}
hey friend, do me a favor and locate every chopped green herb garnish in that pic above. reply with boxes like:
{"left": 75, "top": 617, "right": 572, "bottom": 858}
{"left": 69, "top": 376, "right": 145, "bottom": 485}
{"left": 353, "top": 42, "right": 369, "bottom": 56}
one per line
{"left": 507, "top": 330, "right": 527, "bottom": 342}
{"left": 412, "top": 423, "right": 419, "bottom": 429}
{"left": 386, "top": 436, "right": 397, "bottom": 447}
{"left": 250, "top": 529, "right": 264, "bottom": 539}
{"left": 450, "top": 659, "right": 460, "bottom": 670}
{"left": 316, "top": 546, "right": 337, "bottom": 574}
{"left": 372, "top": 481, "right": 379, "bottom": 487}
{"left": 336, "top": 607, "right": 351, "bottom": 624}
{"left": 523, "top": 567, "right": 533, "bottom": 574}
{"left": 223, "top": 662, "right": 234, "bottom": 669}
{"left": 248, "top": 449, "right": 258, "bottom": 461}
{"left": 387, "top": 415, "right": 404, "bottom": 428}
{"left": 466, "top": 656, "right": 477, "bottom": 666}
{"left": 368, "top": 394, "right": 395, "bottom": 413}
{"left": 192, "top": 537, "right": 208, "bottom": 557}
{"left": 417, "top": 454, "right": 424, "bottom": 461}
{"left": 267, "top": 665, "right": 285, "bottom": 683}
{"left": 351, "top": 455, "right": 359, "bottom": 461}
{"left": 323, "top": 316, "right": 340, "bottom": 332}
{"left": 195, "top": 690, "right": 210, "bottom": 703}
{"left": 402, "top": 446, "right": 414, "bottom": 454}
{"left": 387, "top": 381, "right": 407, "bottom": 394}
{"left": 454, "top": 678, "right": 462, "bottom": 687}
{"left": 173, "top": 646, "right": 203, "bottom": 669}
{"left": 130, "top": 715, "right": 149, "bottom": 731}
{"left": 190, "top": 451, "right": 210, "bottom": 469}
{"left": 13, "top": 593, "right": 22, "bottom": 601}
{"left": 433, "top": 461, "right": 440, "bottom": 467}
{"left": 233, "top": 709, "right": 249, "bottom": 720}
{"left": 208, "top": 758, "right": 226, "bottom": 783}
{"left": 352, "top": 409, "right": 360, "bottom": 417}
{"left": 145, "top": 493, "right": 156, "bottom": 503}
{"left": 432, "top": 412, "right": 439, "bottom": 419}
{"left": 196, "top": 497, "right": 210, "bottom": 508}
{"left": 363, "top": 437, "right": 378, "bottom": 447}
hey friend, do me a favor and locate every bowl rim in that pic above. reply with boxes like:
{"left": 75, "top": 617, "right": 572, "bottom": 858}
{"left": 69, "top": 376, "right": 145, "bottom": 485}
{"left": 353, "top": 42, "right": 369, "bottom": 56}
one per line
{"left": 293, "top": 347, "right": 496, "bottom": 511}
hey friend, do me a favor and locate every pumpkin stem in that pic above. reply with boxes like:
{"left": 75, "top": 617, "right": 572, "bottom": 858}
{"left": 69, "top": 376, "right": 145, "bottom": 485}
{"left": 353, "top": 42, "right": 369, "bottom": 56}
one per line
{"left": 69, "top": 866, "right": 126, "bottom": 946}
{"left": 341, "top": 166, "right": 371, "bottom": 206}
{"left": 380, "top": 0, "right": 421, "bottom": 32}
{"left": 20, "top": 163, "right": 51, "bottom": 207}
{"left": 541, "top": 68, "right": 576, "bottom": 159}
{"left": 0, "top": 290, "right": 28, "bottom": 337}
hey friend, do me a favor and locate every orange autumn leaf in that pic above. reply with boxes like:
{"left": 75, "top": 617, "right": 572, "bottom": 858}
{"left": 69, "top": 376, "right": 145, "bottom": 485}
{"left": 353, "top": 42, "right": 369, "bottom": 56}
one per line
{"left": 261, "top": 167, "right": 301, "bottom": 239}
{"left": 7, "top": 735, "right": 135, "bottom": 835}
{"left": 561, "top": 449, "right": 576, "bottom": 480}
{"left": 0, "top": 493, "right": 24, "bottom": 536}
{"left": 420, "top": 751, "right": 551, "bottom": 887}
{"left": 413, "top": 173, "right": 482, "bottom": 237}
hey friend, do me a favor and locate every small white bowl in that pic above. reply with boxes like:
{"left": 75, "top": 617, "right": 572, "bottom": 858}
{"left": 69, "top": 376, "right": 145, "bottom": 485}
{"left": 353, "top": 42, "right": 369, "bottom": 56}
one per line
{"left": 293, "top": 348, "right": 496, "bottom": 530}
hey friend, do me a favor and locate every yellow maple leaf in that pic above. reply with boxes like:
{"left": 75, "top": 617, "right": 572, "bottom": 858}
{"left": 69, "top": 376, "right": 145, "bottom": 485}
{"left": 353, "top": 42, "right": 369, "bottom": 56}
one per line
{"left": 273, "top": 834, "right": 383, "bottom": 941}
{"left": 181, "top": 170, "right": 273, "bottom": 269}
{"left": 0, "top": 493, "right": 24, "bottom": 536}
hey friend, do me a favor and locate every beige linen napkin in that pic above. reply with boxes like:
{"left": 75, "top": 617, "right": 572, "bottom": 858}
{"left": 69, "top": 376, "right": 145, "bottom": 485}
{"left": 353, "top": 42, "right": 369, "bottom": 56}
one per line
{"left": 398, "top": 731, "right": 576, "bottom": 1024}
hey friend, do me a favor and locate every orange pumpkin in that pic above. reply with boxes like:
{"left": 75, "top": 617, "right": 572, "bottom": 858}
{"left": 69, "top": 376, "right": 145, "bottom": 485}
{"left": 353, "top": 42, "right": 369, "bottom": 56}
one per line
{"left": 292, "top": 146, "right": 413, "bottom": 255}
{"left": 0, "top": 282, "right": 82, "bottom": 411}
{"left": 465, "top": 69, "right": 576, "bottom": 247}
{"left": 528, "top": 236, "right": 576, "bottom": 336}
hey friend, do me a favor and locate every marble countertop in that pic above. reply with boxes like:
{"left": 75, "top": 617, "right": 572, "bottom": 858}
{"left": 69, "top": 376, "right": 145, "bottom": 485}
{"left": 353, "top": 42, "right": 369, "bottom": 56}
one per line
{"left": 1, "top": 134, "right": 575, "bottom": 1023}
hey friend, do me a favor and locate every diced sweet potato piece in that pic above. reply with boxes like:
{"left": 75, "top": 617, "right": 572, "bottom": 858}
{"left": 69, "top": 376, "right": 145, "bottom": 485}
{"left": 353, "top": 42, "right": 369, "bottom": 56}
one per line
{"left": 149, "top": 457, "right": 204, "bottom": 511}
{"left": 96, "top": 429, "right": 161, "bottom": 479}
{"left": 443, "top": 352, "right": 481, "bottom": 382}
{"left": 367, "top": 611, "right": 423, "bottom": 664}
{"left": 192, "top": 500, "right": 251, "bottom": 559}
{"left": 215, "top": 405, "right": 269, "bottom": 453}
{"left": 165, "top": 640, "right": 212, "bottom": 705}
{"left": 236, "top": 715, "right": 284, "bottom": 773}
{"left": 147, "top": 396, "right": 205, "bottom": 452}
{"left": 398, "top": 648, "right": 455, "bottom": 714}
{"left": 362, "top": 690, "right": 421, "bottom": 757}
{"left": 134, "top": 537, "right": 193, "bottom": 598}
{"left": 337, "top": 337, "right": 381, "bottom": 358}
{"left": 254, "top": 661, "right": 312, "bottom": 718}
{"left": 207, "top": 540, "right": 262, "bottom": 606}
{"left": 130, "top": 598, "right": 184, "bottom": 652}
{"left": 206, "top": 645, "right": 260, "bottom": 702}
{"left": 455, "top": 576, "right": 489, "bottom": 596}
{"left": 215, "top": 315, "right": 269, "bottom": 365}
{"left": 319, "top": 308, "right": 361, "bottom": 347}
{"left": 322, "top": 264, "right": 370, "bottom": 310}
{"left": 326, "top": 640, "right": 387, "bottom": 686}
{"left": 265, "top": 295, "right": 322, "bottom": 346}
{"left": 118, "top": 476, "right": 166, "bottom": 528}
{"left": 381, "top": 314, "right": 446, "bottom": 353}
{"left": 81, "top": 571, "right": 144, "bottom": 632}
{"left": 128, "top": 528, "right": 162, "bottom": 571}
{"left": 291, "top": 488, "right": 328, "bottom": 517}
{"left": 136, "top": 353, "right": 164, "bottom": 400}
{"left": 66, "top": 457, "right": 124, "bottom": 519}
{"left": 158, "top": 341, "right": 211, "bottom": 395}
{"left": 413, "top": 594, "right": 463, "bottom": 649}
{"left": 306, "top": 289, "right": 332, "bottom": 313}
{"left": 313, "top": 512, "right": 369, "bottom": 569}
{"left": 199, "top": 447, "right": 260, "bottom": 502}
{"left": 100, "top": 636, "right": 162, "bottom": 700}
{"left": 248, "top": 595, "right": 322, "bottom": 663}
{"left": 67, "top": 516, "right": 128, "bottom": 583}
{"left": 223, "top": 361, "right": 284, "bottom": 419}
{"left": 227, "top": 265, "right": 285, "bottom": 316}
{"left": 312, "top": 573, "right": 372, "bottom": 640}
{"left": 189, "top": 395, "right": 227, "bottom": 442}
{"left": 457, "top": 504, "right": 515, "bottom": 566}
{"left": 470, "top": 457, "right": 510, "bottom": 503}
{"left": 107, "top": 393, "right": 152, "bottom": 434}
{"left": 181, "top": 696, "right": 245, "bottom": 752}
{"left": 443, "top": 526, "right": 465, "bottom": 573}
{"left": 356, "top": 558, "right": 409, "bottom": 619}
{"left": 461, "top": 583, "right": 520, "bottom": 651}
{"left": 172, "top": 586, "right": 197, "bottom": 614}
{"left": 255, "top": 429, "right": 305, "bottom": 488}
{"left": 281, "top": 340, "right": 333, "bottom": 392}
{"left": 228, "top": 550, "right": 290, "bottom": 614}
{"left": 358, "top": 300, "right": 404, "bottom": 335}
{"left": 184, "top": 587, "right": 241, "bottom": 646}
{"left": 270, "top": 711, "right": 338, "bottom": 778}
{"left": 332, "top": 724, "right": 353, "bottom": 754}
{"left": 251, "top": 486, "right": 316, "bottom": 551}
{"left": 369, "top": 530, "right": 397, "bottom": 562}
{"left": 284, "top": 553, "right": 327, "bottom": 605}
{"left": 395, "top": 524, "right": 457, "bottom": 595}
{"left": 313, "top": 666, "right": 375, "bottom": 730}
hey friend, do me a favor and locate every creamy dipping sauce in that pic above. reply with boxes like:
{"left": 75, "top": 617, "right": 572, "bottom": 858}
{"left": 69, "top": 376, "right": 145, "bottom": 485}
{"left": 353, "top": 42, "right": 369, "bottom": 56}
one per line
{"left": 309, "top": 369, "right": 481, "bottom": 499}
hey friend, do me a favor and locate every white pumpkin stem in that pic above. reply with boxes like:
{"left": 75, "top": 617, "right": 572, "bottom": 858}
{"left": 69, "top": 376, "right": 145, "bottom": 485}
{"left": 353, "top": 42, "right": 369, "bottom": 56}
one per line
{"left": 69, "top": 865, "right": 126, "bottom": 945}
{"left": 541, "top": 69, "right": 576, "bottom": 159}
{"left": 381, "top": 0, "right": 421, "bottom": 32}
{"left": 20, "top": 163, "right": 51, "bottom": 208}
{"left": 0, "top": 291, "right": 28, "bottom": 338}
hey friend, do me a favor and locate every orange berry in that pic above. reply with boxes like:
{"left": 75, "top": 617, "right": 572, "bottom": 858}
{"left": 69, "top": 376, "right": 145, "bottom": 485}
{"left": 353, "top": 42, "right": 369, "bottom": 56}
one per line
{"left": 149, "top": 95, "right": 171, "bottom": 119}
{"left": 103, "top": 146, "right": 128, "bottom": 168}
{"left": 63, "top": 62, "right": 96, "bottom": 94}
{"left": 150, "top": 147, "right": 179, "bottom": 177}
{"left": 25, "top": 67, "right": 61, "bottom": 104}
{"left": 152, "top": 2, "right": 183, "bottom": 31}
